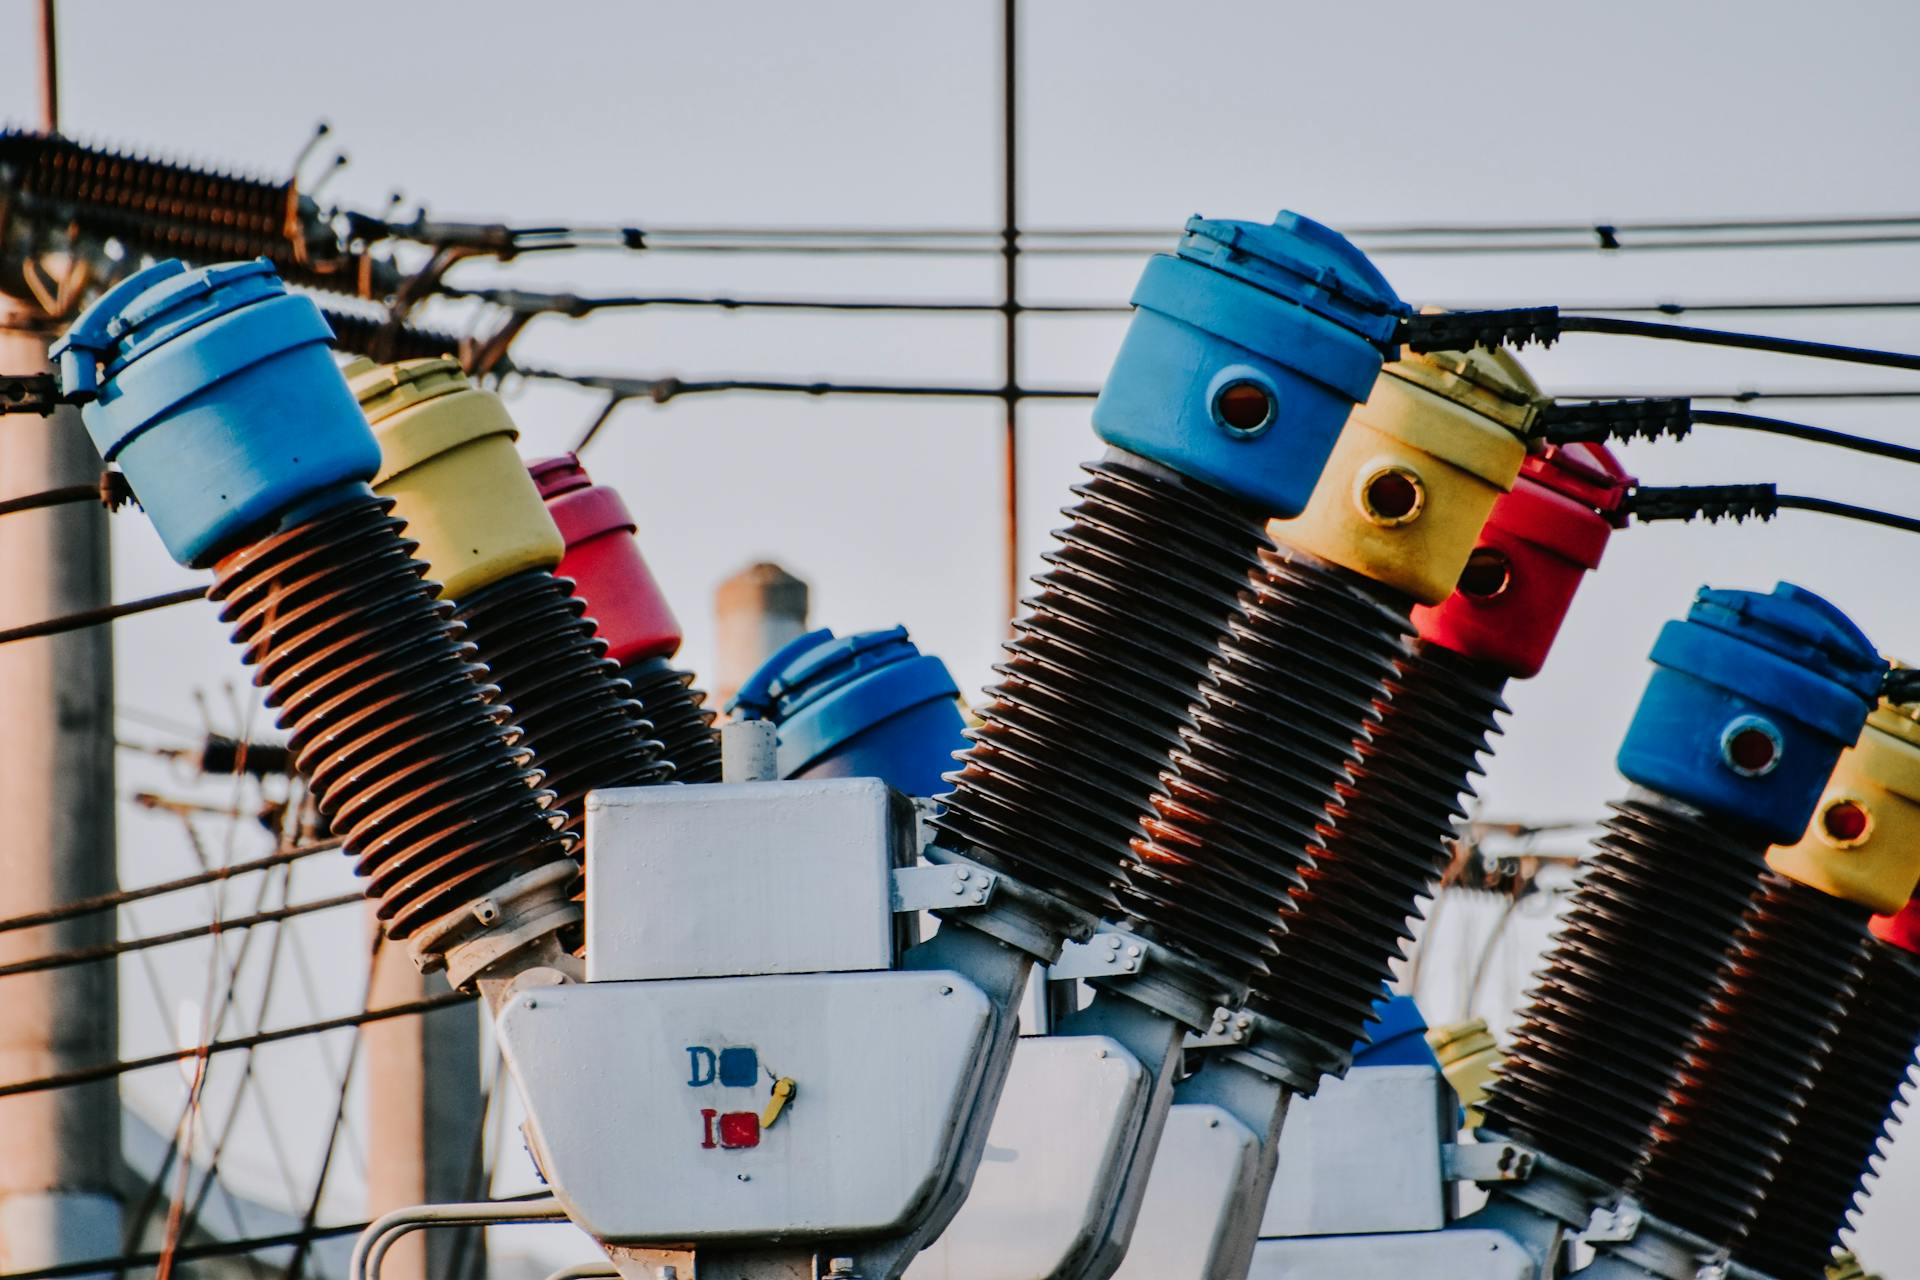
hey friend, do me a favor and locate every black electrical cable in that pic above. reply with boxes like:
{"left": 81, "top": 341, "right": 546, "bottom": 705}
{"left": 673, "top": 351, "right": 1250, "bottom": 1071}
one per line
{"left": 0, "top": 483, "right": 103, "bottom": 517}
{"left": 1556, "top": 315, "right": 1920, "bottom": 373}
{"left": 1692, "top": 410, "right": 1920, "bottom": 465}
{"left": 0, "top": 840, "right": 342, "bottom": 934}
{"left": 1777, "top": 493, "right": 1920, "bottom": 535}
{"left": 0, "top": 586, "right": 205, "bottom": 647}
{"left": 0, "top": 893, "right": 360, "bottom": 979}
{"left": 0, "top": 991, "right": 472, "bottom": 1099}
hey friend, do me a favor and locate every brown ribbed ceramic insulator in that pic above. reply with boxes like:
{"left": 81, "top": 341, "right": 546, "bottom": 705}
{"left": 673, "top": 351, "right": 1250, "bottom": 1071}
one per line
{"left": 451, "top": 568, "right": 671, "bottom": 833}
{"left": 1737, "top": 942, "right": 1920, "bottom": 1279}
{"left": 932, "top": 454, "right": 1273, "bottom": 922}
{"left": 1478, "top": 796, "right": 1770, "bottom": 1189}
{"left": 1125, "top": 545, "right": 1407, "bottom": 991}
{"left": 1632, "top": 873, "right": 1871, "bottom": 1246}
{"left": 209, "top": 493, "right": 572, "bottom": 938}
{"left": 621, "top": 654, "right": 722, "bottom": 784}
{"left": 1251, "top": 639, "right": 1508, "bottom": 1062}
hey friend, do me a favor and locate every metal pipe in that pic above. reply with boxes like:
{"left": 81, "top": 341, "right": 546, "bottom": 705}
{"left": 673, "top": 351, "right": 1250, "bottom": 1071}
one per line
{"left": 36, "top": 0, "right": 57, "bottom": 132}
{"left": 350, "top": 1197, "right": 567, "bottom": 1280}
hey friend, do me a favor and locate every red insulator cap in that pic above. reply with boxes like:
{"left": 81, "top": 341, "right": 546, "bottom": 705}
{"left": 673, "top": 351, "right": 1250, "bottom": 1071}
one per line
{"left": 528, "top": 453, "right": 682, "bottom": 665}
{"left": 1871, "top": 896, "right": 1920, "bottom": 955}
{"left": 1409, "top": 442, "right": 1634, "bottom": 680}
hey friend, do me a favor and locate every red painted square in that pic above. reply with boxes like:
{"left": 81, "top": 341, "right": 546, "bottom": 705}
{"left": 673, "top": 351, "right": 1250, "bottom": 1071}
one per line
{"left": 718, "top": 1111, "right": 761, "bottom": 1149}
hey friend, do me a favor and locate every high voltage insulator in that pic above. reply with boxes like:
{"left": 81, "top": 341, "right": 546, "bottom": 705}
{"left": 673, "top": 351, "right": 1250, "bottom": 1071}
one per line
{"left": 1627, "top": 870, "right": 1872, "bottom": 1246}
{"left": 52, "top": 259, "right": 574, "bottom": 987}
{"left": 1477, "top": 585, "right": 1884, "bottom": 1199}
{"left": 352, "top": 359, "right": 671, "bottom": 855}
{"left": 1591, "top": 685, "right": 1920, "bottom": 1267}
{"left": 530, "top": 454, "right": 721, "bottom": 785}
{"left": 1732, "top": 714, "right": 1920, "bottom": 1277}
{"left": 1152, "top": 343, "right": 1542, "bottom": 1067}
{"left": 934, "top": 212, "right": 1406, "bottom": 993}
{"left": 0, "top": 129, "right": 394, "bottom": 298}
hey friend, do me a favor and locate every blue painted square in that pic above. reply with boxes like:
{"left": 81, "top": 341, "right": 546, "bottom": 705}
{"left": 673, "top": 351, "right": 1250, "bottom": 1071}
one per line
{"left": 717, "top": 1047, "right": 759, "bottom": 1088}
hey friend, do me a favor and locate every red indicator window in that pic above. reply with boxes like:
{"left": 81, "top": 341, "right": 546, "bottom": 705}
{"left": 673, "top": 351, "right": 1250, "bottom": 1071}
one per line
{"left": 718, "top": 1111, "right": 761, "bottom": 1149}
{"left": 1725, "top": 726, "right": 1778, "bottom": 775}
{"left": 1821, "top": 799, "right": 1870, "bottom": 845}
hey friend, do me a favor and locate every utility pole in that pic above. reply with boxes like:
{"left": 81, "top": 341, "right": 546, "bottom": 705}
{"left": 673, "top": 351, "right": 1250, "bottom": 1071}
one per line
{"left": 365, "top": 916, "right": 485, "bottom": 1280}
{"left": 0, "top": 11, "right": 125, "bottom": 1270}
{"left": 0, "top": 294, "right": 123, "bottom": 1270}
{"left": 1000, "top": 0, "right": 1021, "bottom": 630}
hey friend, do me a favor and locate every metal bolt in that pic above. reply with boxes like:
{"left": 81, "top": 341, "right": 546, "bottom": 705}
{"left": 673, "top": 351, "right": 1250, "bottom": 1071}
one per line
{"left": 826, "top": 1259, "right": 856, "bottom": 1277}
{"left": 524, "top": 999, "right": 538, "bottom": 1010}
{"left": 972, "top": 889, "right": 987, "bottom": 903}
{"left": 957, "top": 868, "right": 972, "bottom": 881}
{"left": 472, "top": 898, "right": 501, "bottom": 925}
{"left": 1235, "top": 1014, "right": 1251, "bottom": 1029}
{"left": 951, "top": 882, "right": 966, "bottom": 895}
{"left": 1105, "top": 951, "right": 1119, "bottom": 964}
{"left": 1104, "top": 935, "right": 1121, "bottom": 949}
{"left": 657, "top": 1269, "right": 678, "bottom": 1280}
{"left": 1126, "top": 944, "right": 1142, "bottom": 958}
{"left": 939, "top": 984, "right": 953, "bottom": 995}
{"left": 737, "top": 1173, "right": 751, "bottom": 1182}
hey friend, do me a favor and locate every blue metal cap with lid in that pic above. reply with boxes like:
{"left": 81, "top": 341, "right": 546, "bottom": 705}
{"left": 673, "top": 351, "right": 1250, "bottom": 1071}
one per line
{"left": 729, "top": 625, "right": 966, "bottom": 798}
{"left": 52, "top": 257, "right": 377, "bottom": 567}
{"left": 1617, "top": 582, "right": 1884, "bottom": 843}
{"left": 1092, "top": 210, "right": 1407, "bottom": 518}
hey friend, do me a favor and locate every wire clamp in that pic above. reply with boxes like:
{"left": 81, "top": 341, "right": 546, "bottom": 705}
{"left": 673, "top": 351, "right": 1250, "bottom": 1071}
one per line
{"left": 1402, "top": 306, "right": 1562, "bottom": 354}
{"left": 1441, "top": 1141, "right": 1535, "bottom": 1184}
{"left": 890, "top": 862, "right": 998, "bottom": 913}
{"left": 1049, "top": 932, "right": 1146, "bottom": 980}
{"left": 1539, "top": 397, "right": 1693, "bottom": 445}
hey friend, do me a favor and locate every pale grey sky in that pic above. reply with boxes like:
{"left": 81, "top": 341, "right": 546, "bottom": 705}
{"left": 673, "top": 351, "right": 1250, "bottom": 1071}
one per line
{"left": 5, "top": 0, "right": 1920, "bottom": 1269}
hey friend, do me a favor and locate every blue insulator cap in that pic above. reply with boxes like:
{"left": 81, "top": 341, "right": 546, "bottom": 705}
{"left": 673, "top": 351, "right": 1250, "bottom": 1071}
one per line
{"left": 1617, "top": 582, "right": 1885, "bottom": 844}
{"left": 728, "top": 626, "right": 966, "bottom": 798}
{"left": 52, "top": 258, "right": 378, "bottom": 567}
{"left": 1092, "top": 211, "right": 1407, "bottom": 517}
{"left": 1350, "top": 992, "right": 1440, "bottom": 1070}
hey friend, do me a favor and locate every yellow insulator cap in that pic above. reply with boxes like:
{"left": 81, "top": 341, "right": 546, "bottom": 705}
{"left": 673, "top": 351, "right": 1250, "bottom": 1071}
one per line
{"left": 1272, "top": 346, "right": 1538, "bottom": 605}
{"left": 1425, "top": 1017, "right": 1502, "bottom": 1128}
{"left": 347, "top": 357, "right": 565, "bottom": 600}
{"left": 1768, "top": 685, "right": 1920, "bottom": 913}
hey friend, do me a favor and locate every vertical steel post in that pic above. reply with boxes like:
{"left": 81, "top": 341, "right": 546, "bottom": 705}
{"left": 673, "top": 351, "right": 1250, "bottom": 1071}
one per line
{"left": 999, "top": 0, "right": 1021, "bottom": 632}
{"left": 0, "top": 299, "right": 123, "bottom": 1273}
{"left": 364, "top": 911, "right": 485, "bottom": 1280}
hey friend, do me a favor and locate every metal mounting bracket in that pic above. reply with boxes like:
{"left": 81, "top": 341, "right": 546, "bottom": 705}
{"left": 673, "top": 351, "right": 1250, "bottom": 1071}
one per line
{"left": 1048, "top": 932, "right": 1147, "bottom": 980}
{"left": 1442, "top": 1140, "right": 1536, "bottom": 1184}
{"left": 892, "top": 863, "right": 998, "bottom": 913}
{"left": 1584, "top": 1201, "right": 1644, "bottom": 1244}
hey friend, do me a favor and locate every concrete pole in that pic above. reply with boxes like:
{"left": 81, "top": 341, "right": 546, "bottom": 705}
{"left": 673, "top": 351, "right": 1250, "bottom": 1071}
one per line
{"left": 0, "top": 300, "right": 124, "bottom": 1272}
{"left": 712, "top": 561, "right": 810, "bottom": 712}
{"left": 364, "top": 911, "right": 486, "bottom": 1280}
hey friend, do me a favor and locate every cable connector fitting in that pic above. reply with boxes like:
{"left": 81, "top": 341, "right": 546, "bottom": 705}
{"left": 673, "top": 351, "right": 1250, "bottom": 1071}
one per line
{"left": 1402, "top": 306, "right": 1562, "bottom": 354}
{"left": 1624, "top": 483, "right": 1779, "bottom": 525}
{"left": 1539, "top": 398, "right": 1694, "bottom": 446}
{"left": 0, "top": 373, "right": 71, "bottom": 416}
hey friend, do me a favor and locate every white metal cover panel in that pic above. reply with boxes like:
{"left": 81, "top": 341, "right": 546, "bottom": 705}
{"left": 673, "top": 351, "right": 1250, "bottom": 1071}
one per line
{"left": 907, "top": 1035, "right": 1149, "bottom": 1280}
{"left": 1261, "top": 1066, "right": 1448, "bottom": 1238}
{"left": 1248, "top": 1229, "right": 1532, "bottom": 1280}
{"left": 1108, "top": 1103, "right": 1260, "bottom": 1280}
{"left": 500, "top": 971, "right": 991, "bottom": 1243}
{"left": 583, "top": 779, "right": 905, "bottom": 982}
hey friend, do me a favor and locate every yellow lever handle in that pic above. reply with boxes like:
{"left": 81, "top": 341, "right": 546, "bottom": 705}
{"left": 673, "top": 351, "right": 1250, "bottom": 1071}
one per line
{"left": 762, "top": 1077, "right": 797, "bottom": 1129}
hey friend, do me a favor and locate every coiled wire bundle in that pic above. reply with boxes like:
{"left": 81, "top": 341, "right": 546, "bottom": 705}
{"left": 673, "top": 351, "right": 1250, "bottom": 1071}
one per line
{"left": 209, "top": 493, "right": 571, "bottom": 938}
